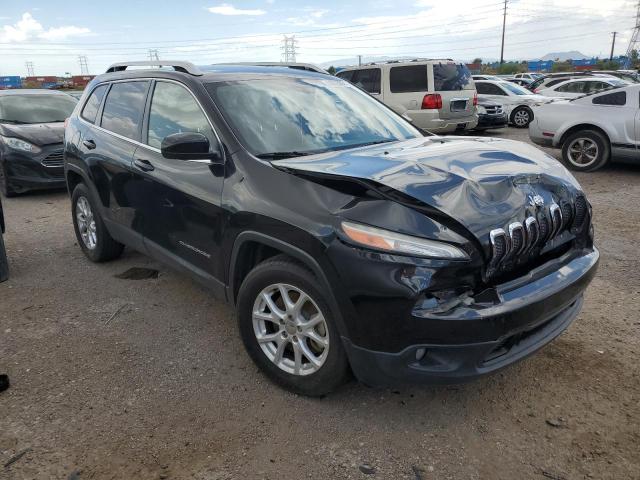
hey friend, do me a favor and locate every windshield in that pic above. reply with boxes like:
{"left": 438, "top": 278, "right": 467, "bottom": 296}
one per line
{"left": 206, "top": 77, "right": 421, "bottom": 157}
{"left": 432, "top": 63, "right": 474, "bottom": 91}
{"left": 501, "top": 82, "right": 531, "bottom": 95}
{"left": 0, "top": 94, "right": 77, "bottom": 124}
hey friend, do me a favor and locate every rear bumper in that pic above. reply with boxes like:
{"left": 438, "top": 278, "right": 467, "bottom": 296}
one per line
{"left": 1, "top": 145, "right": 65, "bottom": 192}
{"left": 341, "top": 247, "right": 599, "bottom": 387}
{"left": 407, "top": 111, "right": 479, "bottom": 133}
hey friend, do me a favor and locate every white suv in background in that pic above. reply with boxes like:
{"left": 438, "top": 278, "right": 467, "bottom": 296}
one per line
{"left": 529, "top": 84, "right": 639, "bottom": 171}
{"left": 336, "top": 59, "right": 478, "bottom": 133}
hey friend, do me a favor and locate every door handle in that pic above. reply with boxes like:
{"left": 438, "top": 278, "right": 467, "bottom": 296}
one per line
{"left": 134, "top": 158, "right": 155, "bottom": 172}
{"left": 82, "top": 139, "right": 96, "bottom": 150}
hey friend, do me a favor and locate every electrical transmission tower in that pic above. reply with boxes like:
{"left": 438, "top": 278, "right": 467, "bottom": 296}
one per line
{"left": 25, "top": 61, "right": 35, "bottom": 76}
{"left": 624, "top": 1, "right": 640, "bottom": 68}
{"left": 148, "top": 49, "right": 160, "bottom": 61}
{"left": 78, "top": 55, "right": 89, "bottom": 75}
{"left": 281, "top": 36, "right": 297, "bottom": 62}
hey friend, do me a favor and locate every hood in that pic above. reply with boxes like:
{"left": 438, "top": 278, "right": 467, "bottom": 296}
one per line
{"left": 273, "top": 136, "right": 582, "bottom": 242}
{"left": 0, "top": 122, "right": 64, "bottom": 146}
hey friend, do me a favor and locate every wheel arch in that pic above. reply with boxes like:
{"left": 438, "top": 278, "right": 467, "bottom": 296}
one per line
{"left": 227, "top": 231, "right": 349, "bottom": 338}
{"left": 558, "top": 124, "right": 611, "bottom": 150}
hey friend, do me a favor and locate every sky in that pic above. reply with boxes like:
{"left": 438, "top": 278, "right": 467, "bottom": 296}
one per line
{"left": 0, "top": 0, "right": 636, "bottom": 76}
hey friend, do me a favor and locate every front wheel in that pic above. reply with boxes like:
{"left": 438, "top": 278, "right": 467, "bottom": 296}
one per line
{"left": 0, "top": 165, "right": 18, "bottom": 198}
{"left": 510, "top": 106, "right": 533, "bottom": 128}
{"left": 236, "top": 255, "right": 350, "bottom": 396}
{"left": 561, "top": 130, "right": 610, "bottom": 172}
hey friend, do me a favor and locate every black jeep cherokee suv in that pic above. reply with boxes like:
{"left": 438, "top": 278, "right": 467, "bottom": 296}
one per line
{"left": 63, "top": 61, "right": 598, "bottom": 396}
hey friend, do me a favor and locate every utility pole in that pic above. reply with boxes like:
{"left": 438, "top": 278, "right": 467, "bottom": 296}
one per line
{"left": 78, "top": 55, "right": 89, "bottom": 75}
{"left": 281, "top": 36, "right": 297, "bottom": 62}
{"left": 500, "top": 0, "right": 508, "bottom": 64}
{"left": 148, "top": 49, "right": 160, "bottom": 62}
{"left": 25, "top": 61, "right": 34, "bottom": 76}
{"left": 358, "top": 55, "right": 362, "bottom": 66}
{"left": 610, "top": 32, "right": 618, "bottom": 61}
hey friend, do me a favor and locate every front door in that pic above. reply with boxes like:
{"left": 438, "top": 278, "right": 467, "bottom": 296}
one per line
{"left": 131, "top": 80, "right": 226, "bottom": 284}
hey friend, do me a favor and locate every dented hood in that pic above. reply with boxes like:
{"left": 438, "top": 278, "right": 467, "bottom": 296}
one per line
{"left": 273, "top": 136, "right": 582, "bottom": 241}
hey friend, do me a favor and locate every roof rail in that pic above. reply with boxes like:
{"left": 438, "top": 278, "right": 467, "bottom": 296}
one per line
{"left": 105, "top": 61, "right": 203, "bottom": 76}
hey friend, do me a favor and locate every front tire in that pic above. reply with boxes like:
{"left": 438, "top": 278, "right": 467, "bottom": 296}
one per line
{"left": 236, "top": 255, "right": 350, "bottom": 396}
{"left": 510, "top": 106, "right": 533, "bottom": 128}
{"left": 561, "top": 130, "right": 610, "bottom": 172}
{"left": 0, "top": 165, "right": 18, "bottom": 198}
{"left": 71, "top": 183, "right": 124, "bottom": 262}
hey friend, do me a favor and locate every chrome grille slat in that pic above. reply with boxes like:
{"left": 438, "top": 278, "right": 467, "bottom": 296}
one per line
{"left": 549, "top": 203, "right": 562, "bottom": 239}
{"left": 524, "top": 216, "right": 539, "bottom": 253}
{"left": 508, "top": 222, "right": 525, "bottom": 256}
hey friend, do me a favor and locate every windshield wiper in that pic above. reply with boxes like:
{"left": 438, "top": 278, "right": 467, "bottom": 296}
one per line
{"left": 328, "top": 139, "right": 397, "bottom": 152}
{"left": 256, "top": 151, "right": 319, "bottom": 160}
{"left": 0, "top": 119, "right": 29, "bottom": 124}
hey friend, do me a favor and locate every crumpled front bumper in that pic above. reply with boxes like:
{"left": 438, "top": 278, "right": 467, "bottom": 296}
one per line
{"left": 341, "top": 247, "right": 599, "bottom": 387}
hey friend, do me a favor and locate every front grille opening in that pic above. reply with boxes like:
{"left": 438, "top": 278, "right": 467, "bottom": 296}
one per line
{"left": 488, "top": 241, "right": 573, "bottom": 285}
{"left": 573, "top": 196, "right": 587, "bottom": 229}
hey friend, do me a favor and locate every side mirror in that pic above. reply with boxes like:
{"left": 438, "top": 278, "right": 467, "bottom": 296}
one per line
{"left": 160, "top": 132, "right": 222, "bottom": 162}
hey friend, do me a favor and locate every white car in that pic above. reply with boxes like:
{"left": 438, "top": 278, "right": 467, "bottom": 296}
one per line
{"left": 539, "top": 77, "right": 629, "bottom": 99}
{"left": 472, "top": 74, "right": 503, "bottom": 81}
{"left": 529, "top": 83, "right": 638, "bottom": 171}
{"left": 514, "top": 72, "right": 543, "bottom": 81}
{"left": 474, "top": 80, "right": 554, "bottom": 128}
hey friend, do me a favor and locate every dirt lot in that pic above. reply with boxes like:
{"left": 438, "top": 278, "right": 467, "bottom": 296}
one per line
{"left": 1, "top": 127, "right": 638, "bottom": 480}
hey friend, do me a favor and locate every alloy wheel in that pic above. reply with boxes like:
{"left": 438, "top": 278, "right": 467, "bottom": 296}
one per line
{"left": 513, "top": 109, "right": 530, "bottom": 127}
{"left": 252, "top": 283, "right": 329, "bottom": 376}
{"left": 567, "top": 138, "right": 599, "bottom": 168}
{"left": 76, "top": 196, "right": 97, "bottom": 250}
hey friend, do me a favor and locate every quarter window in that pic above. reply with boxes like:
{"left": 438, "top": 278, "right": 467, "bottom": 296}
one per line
{"left": 476, "top": 82, "right": 505, "bottom": 95}
{"left": 100, "top": 81, "right": 149, "bottom": 140}
{"left": 81, "top": 84, "right": 108, "bottom": 124}
{"left": 147, "top": 81, "right": 214, "bottom": 150}
{"left": 389, "top": 65, "right": 429, "bottom": 93}
{"left": 592, "top": 91, "right": 627, "bottom": 106}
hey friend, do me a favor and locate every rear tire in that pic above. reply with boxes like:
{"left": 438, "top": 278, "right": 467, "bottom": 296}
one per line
{"left": 561, "top": 130, "right": 610, "bottom": 172}
{"left": 236, "top": 255, "right": 350, "bottom": 396}
{"left": 71, "top": 183, "right": 124, "bottom": 262}
{"left": 510, "top": 106, "right": 533, "bottom": 128}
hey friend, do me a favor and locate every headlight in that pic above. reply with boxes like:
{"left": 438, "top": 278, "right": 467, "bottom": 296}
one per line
{"left": 3, "top": 137, "right": 38, "bottom": 153}
{"left": 477, "top": 105, "right": 486, "bottom": 114}
{"left": 341, "top": 221, "right": 469, "bottom": 260}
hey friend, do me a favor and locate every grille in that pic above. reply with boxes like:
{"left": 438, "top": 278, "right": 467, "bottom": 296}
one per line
{"left": 42, "top": 150, "right": 64, "bottom": 168}
{"left": 573, "top": 195, "right": 587, "bottom": 229}
{"left": 488, "top": 198, "right": 582, "bottom": 278}
{"left": 484, "top": 105, "right": 504, "bottom": 115}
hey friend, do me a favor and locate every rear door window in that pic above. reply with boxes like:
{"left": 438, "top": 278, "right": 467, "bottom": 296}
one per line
{"left": 432, "top": 63, "right": 473, "bottom": 91}
{"left": 100, "top": 81, "right": 149, "bottom": 141}
{"left": 390, "top": 65, "right": 429, "bottom": 93}
{"left": 81, "top": 84, "right": 108, "bottom": 124}
{"left": 351, "top": 68, "right": 381, "bottom": 94}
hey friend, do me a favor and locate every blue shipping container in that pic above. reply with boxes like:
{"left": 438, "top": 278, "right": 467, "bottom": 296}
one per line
{"left": 0, "top": 76, "right": 22, "bottom": 88}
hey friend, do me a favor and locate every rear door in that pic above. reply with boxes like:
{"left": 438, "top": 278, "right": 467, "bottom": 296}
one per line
{"left": 78, "top": 80, "right": 150, "bottom": 250}
{"left": 430, "top": 62, "right": 475, "bottom": 121}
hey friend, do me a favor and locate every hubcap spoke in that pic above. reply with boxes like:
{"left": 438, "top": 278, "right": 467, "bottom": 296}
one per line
{"left": 252, "top": 283, "right": 329, "bottom": 376}
{"left": 75, "top": 197, "right": 97, "bottom": 250}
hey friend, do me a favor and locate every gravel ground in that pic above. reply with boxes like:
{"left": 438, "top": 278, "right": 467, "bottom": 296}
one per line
{"left": 1, "top": 127, "right": 639, "bottom": 480}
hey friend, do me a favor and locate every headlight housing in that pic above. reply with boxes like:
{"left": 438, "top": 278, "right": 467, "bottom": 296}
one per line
{"left": 3, "top": 137, "right": 38, "bottom": 153}
{"left": 341, "top": 221, "right": 469, "bottom": 260}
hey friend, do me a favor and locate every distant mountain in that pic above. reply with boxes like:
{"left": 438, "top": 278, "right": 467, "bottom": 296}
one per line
{"left": 539, "top": 51, "right": 589, "bottom": 62}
